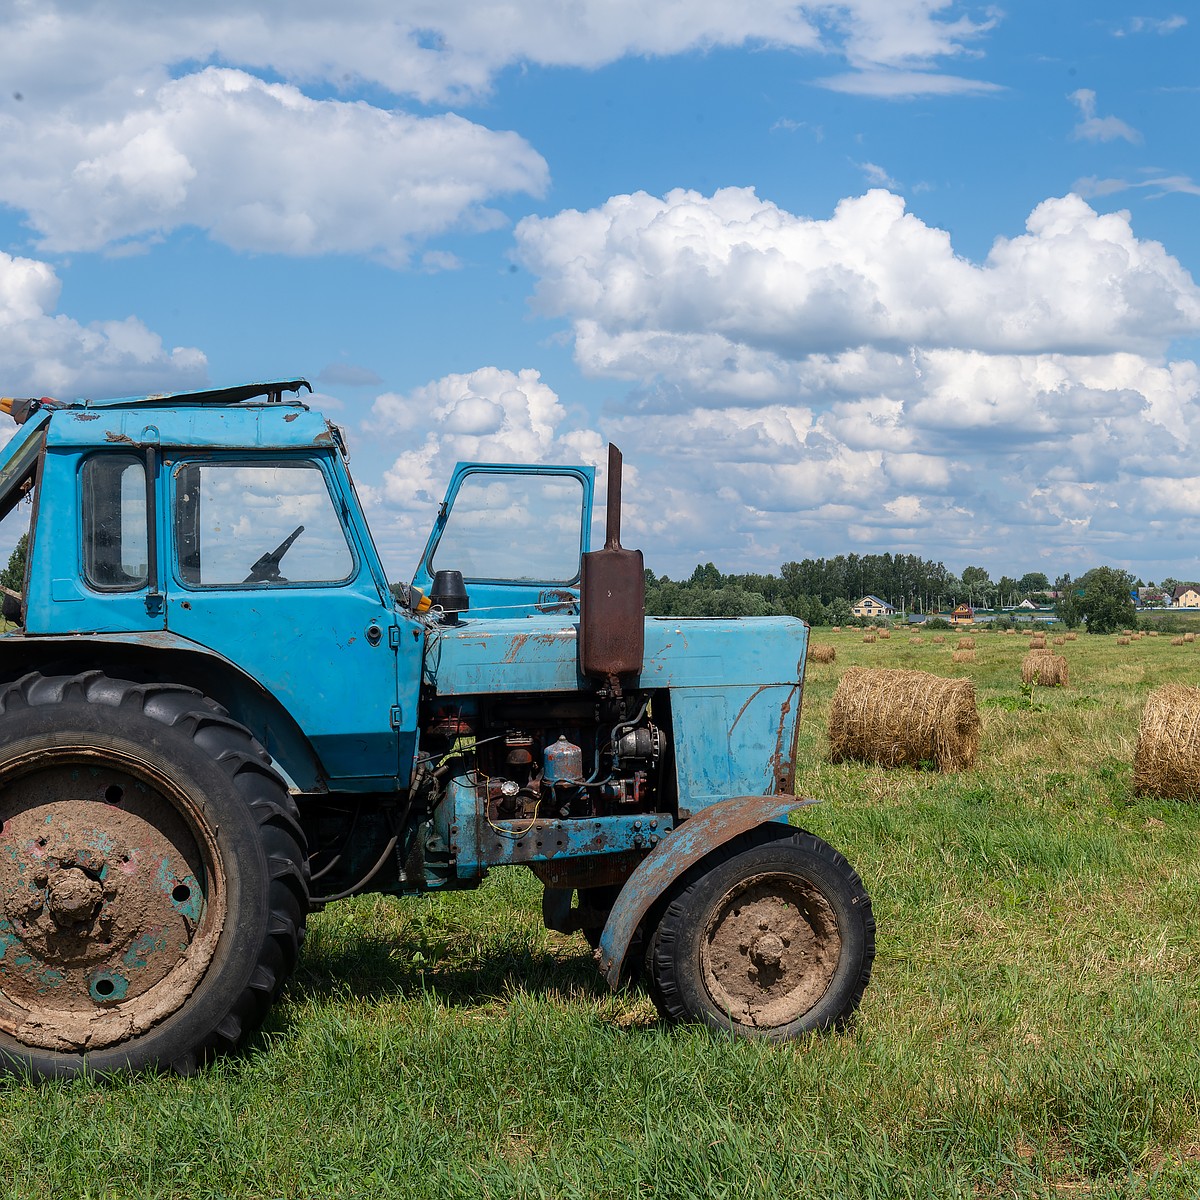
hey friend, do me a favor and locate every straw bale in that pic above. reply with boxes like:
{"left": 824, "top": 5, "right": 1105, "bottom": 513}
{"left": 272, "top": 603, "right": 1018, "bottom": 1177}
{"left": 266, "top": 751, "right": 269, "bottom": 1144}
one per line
{"left": 807, "top": 644, "right": 836, "bottom": 664}
{"left": 831, "top": 626, "right": 841, "bottom": 633}
{"left": 878, "top": 630, "right": 891, "bottom": 639}
{"left": 1134, "top": 685, "right": 1200, "bottom": 801}
{"left": 1172, "top": 637, "right": 1186, "bottom": 646}
{"left": 1053, "top": 636, "right": 1065, "bottom": 646}
{"left": 951, "top": 649, "right": 975, "bottom": 664}
{"left": 1122, "top": 630, "right": 1134, "bottom": 637}
{"left": 1021, "top": 629, "right": 1033, "bottom": 636}
{"left": 828, "top": 667, "right": 980, "bottom": 772}
{"left": 1065, "top": 632, "right": 1078, "bottom": 641}
{"left": 932, "top": 635, "right": 946, "bottom": 644}
{"left": 1028, "top": 646, "right": 1052, "bottom": 656}
{"left": 1021, "top": 652, "right": 1068, "bottom": 686}
{"left": 1004, "top": 629, "right": 1017, "bottom": 637}
{"left": 1029, "top": 636, "right": 1047, "bottom": 650}
{"left": 909, "top": 637, "right": 924, "bottom": 645}
{"left": 1147, "top": 630, "right": 1159, "bottom": 637}
{"left": 956, "top": 637, "right": 975, "bottom": 650}
{"left": 862, "top": 633, "right": 876, "bottom": 644}
{"left": 1186, "top": 633, "right": 1197, "bottom": 643}
{"left": 1116, "top": 636, "right": 1131, "bottom": 646}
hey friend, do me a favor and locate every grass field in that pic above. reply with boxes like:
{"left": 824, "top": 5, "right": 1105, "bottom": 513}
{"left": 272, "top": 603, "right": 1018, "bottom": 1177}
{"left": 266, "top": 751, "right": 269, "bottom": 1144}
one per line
{"left": 4, "top": 627, "right": 1200, "bottom": 1198}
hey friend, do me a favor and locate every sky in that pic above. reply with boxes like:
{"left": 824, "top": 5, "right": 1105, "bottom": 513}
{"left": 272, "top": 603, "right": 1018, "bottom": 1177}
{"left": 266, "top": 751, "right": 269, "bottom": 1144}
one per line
{"left": 0, "top": 1, "right": 1198, "bottom": 587}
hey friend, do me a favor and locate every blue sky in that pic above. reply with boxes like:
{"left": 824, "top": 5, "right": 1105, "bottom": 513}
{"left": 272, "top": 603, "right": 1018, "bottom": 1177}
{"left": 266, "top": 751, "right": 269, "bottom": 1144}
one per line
{"left": 1, "top": 2, "right": 1198, "bottom": 586}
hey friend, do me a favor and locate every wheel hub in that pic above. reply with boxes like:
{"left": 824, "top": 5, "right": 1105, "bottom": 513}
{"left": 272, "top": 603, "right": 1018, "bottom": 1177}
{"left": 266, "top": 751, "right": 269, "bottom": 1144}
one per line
{"left": 0, "top": 753, "right": 225, "bottom": 1053}
{"left": 701, "top": 871, "right": 841, "bottom": 1030}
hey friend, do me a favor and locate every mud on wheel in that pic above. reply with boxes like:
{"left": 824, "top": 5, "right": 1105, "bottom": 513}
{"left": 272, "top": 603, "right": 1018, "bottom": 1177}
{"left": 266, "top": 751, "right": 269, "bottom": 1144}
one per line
{"left": 0, "top": 672, "right": 308, "bottom": 1078}
{"left": 646, "top": 827, "right": 874, "bottom": 1039}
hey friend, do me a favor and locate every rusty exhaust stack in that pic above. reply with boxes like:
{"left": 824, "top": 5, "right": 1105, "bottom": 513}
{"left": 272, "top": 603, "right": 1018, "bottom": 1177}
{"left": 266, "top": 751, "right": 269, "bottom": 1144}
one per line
{"left": 579, "top": 444, "right": 645, "bottom": 692}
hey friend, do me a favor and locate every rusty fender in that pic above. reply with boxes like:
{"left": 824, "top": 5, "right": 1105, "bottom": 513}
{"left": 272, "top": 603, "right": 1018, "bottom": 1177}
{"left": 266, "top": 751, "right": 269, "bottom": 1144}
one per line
{"left": 595, "top": 793, "right": 820, "bottom": 987}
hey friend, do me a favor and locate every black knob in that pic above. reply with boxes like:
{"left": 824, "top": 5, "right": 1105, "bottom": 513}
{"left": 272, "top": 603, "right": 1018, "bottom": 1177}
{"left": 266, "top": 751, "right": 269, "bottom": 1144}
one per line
{"left": 430, "top": 570, "right": 469, "bottom": 624}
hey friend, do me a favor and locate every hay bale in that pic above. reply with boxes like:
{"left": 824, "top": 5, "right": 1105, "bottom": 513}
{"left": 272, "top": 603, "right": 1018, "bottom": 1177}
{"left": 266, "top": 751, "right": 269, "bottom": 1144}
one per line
{"left": 1134, "top": 685, "right": 1200, "bottom": 800}
{"left": 828, "top": 667, "right": 980, "bottom": 772}
{"left": 932, "top": 635, "right": 946, "bottom": 644}
{"left": 1147, "top": 630, "right": 1159, "bottom": 638}
{"left": 1004, "top": 629, "right": 1017, "bottom": 637}
{"left": 1185, "top": 633, "right": 1196, "bottom": 644}
{"left": 951, "top": 649, "right": 975, "bottom": 664}
{"left": 1021, "top": 629, "right": 1033, "bottom": 636}
{"left": 1172, "top": 636, "right": 1186, "bottom": 646}
{"left": 1021, "top": 652, "right": 1068, "bottom": 686}
{"left": 1028, "top": 646, "right": 1052, "bottom": 656}
{"left": 1053, "top": 636, "right": 1066, "bottom": 646}
{"left": 1065, "top": 632, "right": 1078, "bottom": 641}
{"left": 862, "top": 633, "right": 876, "bottom": 644}
{"left": 1029, "top": 636, "right": 1047, "bottom": 649}
{"left": 1116, "top": 636, "right": 1131, "bottom": 646}
{"left": 878, "top": 630, "right": 891, "bottom": 639}
{"left": 909, "top": 637, "right": 924, "bottom": 645}
{"left": 807, "top": 644, "right": 836, "bottom": 664}
{"left": 1122, "top": 629, "right": 1134, "bottom": 637}
{"left": 956, "top": 637, "right": 975, "bottom": 650}
{"left": 831, "top": 626, "right": 842, "bottom": 633}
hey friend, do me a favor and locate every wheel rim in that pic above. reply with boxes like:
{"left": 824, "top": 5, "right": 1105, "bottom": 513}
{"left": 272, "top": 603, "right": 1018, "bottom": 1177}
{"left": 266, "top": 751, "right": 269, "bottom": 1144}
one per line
{"left": 700, "top": 870, "right": 841, "bottom": 1030}
{"left": 0, "top": 745, "right": 226, "bottom": 1053}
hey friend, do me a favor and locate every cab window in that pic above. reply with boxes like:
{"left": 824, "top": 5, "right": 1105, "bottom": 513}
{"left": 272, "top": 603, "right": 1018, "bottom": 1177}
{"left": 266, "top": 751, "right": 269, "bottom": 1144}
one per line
{"left": 81, "top": 454, "right": 148, "bottom": 591}
{"left": 174, "top": 460, "right": 354, "bottom": 587}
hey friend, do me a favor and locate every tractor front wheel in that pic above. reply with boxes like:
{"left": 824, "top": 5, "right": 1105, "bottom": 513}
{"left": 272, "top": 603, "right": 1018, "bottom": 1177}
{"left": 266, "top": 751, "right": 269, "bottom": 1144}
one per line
{"left": 0, "top": 672, "right": 308, "bottom": 1077}
{"left": 646, "top": 829, "right": 874, "bottom": 1039}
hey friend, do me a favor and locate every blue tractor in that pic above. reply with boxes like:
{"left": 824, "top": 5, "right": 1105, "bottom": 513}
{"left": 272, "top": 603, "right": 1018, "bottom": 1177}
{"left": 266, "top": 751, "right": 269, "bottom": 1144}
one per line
{"left": 0, "top": 380, "right": 874, "bottom": 1076}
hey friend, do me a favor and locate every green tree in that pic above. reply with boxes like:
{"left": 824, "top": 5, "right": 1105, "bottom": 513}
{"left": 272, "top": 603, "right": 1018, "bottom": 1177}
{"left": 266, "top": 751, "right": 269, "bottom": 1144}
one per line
{"left": 1078, "top": 566, "right": 1137, "bottom": 634}
{"left": 1018, "top": 571, "right": 1050, "bottom": 594}
{"left": 0, "top": 533, "right": 28, "bottom": 592}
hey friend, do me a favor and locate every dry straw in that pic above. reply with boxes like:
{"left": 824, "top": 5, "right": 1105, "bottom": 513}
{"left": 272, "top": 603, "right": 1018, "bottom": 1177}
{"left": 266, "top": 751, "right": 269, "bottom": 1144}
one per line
{"left": 956, "top": 637, "right": 975, "bottom": 650}
{"left": 1122, "top": 629, "right": 1134, "bottom": 637}
{"left": 1116, "top": 636, "right": 1131, "bottom": 646}
{"left": 1053, "top": 636, "right": 1066, "bottom": 646}
{"left": 1148, "top": 630, "right": 1159, "bottom": 638}
{"left": 1186, "top": 633, "right": 1197, "bottom": 644}
{"left": 932, "top": 635, "right": 946, "bottom": 644}
{"left": 878, "top": 630, "right": 891, "bottom": 639}
{"left": 831, "top": 626, "right": 842, "bottom": 633}
{"left": 828, "top": 667, "right": 980, "bottom": 772}
{"left": 1134, "top": 684, "right": 1200, "bottom": 801}
{"left": 1029, "top": 636, "right": 1047, "bottom": 650}
{"left": 1022, "top": 652, "right": 1068, "bottom": 686}
{"left": 1066, "top": 632, "right": 1078, "bottom": 641}
{"left": 862, "top": 633, "right": 877, "bottom": 644}
{"left": 807, "top": 644, "right": 837, "bottom": 664}
{"left": 952, "top": 649, "right": 976, "bottom": 664}
{"left": 1172, "top": 637, "right": 1186, "bottom": 646}
{"left": 1004, "top": 629, "right": 1017, "bottom": 637}
{"left": 909, "top": 637, "right": 924, "bottom": 645}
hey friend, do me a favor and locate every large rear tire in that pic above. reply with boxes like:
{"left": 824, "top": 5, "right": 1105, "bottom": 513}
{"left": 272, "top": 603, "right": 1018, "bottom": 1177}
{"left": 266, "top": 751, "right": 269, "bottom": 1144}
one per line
{"left": 0, "top": 672, "right": 308, "bottom": 1077}
{"left": 647, "top": 828, "right": 873, "bottom": 1038}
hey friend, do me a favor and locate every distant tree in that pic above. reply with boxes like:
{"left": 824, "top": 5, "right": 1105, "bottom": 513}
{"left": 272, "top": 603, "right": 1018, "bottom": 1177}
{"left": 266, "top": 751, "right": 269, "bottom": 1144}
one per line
{"left": 0, "top": 533, "right": 28, "bottom": 592}
{"left": 961, "top": 565, "right": 993, "bottom": 606}
{"left": 1054, "top": 591, "right": 1083, "bottom": 630}
{"left": 996, "top": 575, "right": 1019, "bottom": 607}
{"left": 1078, "top": 566, "right": 1137, "bottom": 634}
{"left": 1018, "top": 571, "right": 1050, "bottom": 594}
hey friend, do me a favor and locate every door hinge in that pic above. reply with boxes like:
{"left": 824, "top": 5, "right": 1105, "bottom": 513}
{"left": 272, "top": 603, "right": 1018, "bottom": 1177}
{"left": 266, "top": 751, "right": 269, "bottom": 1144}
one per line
{"left": 390, "top": 705, "right": 403, "bottom": 729}
{"left": 388, "top": 625, "right": 401, "bottom": 649}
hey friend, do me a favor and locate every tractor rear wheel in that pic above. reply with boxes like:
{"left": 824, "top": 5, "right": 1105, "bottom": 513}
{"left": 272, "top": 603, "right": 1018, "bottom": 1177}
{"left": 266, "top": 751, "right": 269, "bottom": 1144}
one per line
{"left": 0, "top": 672, "right": 308, "bottom": 1077}
{"left": 646, "top": 828, "right": 873, "bottom": 1039}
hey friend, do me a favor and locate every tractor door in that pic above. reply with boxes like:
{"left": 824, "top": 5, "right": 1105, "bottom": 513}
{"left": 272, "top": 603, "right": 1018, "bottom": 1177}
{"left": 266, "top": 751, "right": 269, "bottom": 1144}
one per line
{"left": 412, "top": 464, "right": 594, "bottom": 619}
{"left": 162, "top": 452, "right": 413, "bottom": 790}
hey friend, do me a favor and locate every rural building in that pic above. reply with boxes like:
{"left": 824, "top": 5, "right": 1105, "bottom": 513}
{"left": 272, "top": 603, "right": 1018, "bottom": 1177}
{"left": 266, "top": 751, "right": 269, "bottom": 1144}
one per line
{"left": 1172, "top": 585, "right": 1200, "bottom": 608}
{"left": 951, "top": 603, "right": 975, "bottom": 625}
{"left": 851, "top": 595, "right": 896, "bottom": 618}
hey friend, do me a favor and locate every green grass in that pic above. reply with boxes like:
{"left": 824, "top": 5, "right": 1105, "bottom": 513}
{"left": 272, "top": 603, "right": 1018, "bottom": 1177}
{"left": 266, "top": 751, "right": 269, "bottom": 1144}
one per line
{"left": 4, "top": 630, "right": 1200, "bottom": 1197}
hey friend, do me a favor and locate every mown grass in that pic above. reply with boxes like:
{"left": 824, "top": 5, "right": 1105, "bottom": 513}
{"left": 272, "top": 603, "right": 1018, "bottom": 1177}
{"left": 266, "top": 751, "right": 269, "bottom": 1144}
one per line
{"left": 4, "top": 629, "right": 1200, "bottom": 1197}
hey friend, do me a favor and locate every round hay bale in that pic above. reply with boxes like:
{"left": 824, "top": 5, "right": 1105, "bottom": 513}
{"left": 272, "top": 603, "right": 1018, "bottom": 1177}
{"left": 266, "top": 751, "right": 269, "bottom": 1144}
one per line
{"left": 1004, "top": 629, "right": 1017, "bottom": 637}
{"left": 862, "top": 633, "right": 877, "bottom": 644}
{"left": 807, "top": 644, "right": 837, "bottom": 664}
{"left": 956, "top": 637, "right": 975, "bottom": 650}
{"left": 1029, "top": 636, "right": 1047, "bottom": 650}
{"left": 1134, "top": 684, "right": 1200, "bottom": 801}
{"left": 932, "top": 635, "right": 946, "bottom": 644}
{"left": 951, "top": 649, "right": 975, "bottom": 664}
{"left": 1172, "top": 636, "right": 1186, "bottom": 646}
{"left": 831, "top": 626, "right": 842, "bottom": 633}
{"left": 1028, "top": 646, "right": 1052, "bottom": 656}
{"left": 1021, "top": 652, "right": 1068, "bottom": 687}
{"left": 1122, "top": 629, "right": 1134, "bottom": 637}
{"left": 1053, "top": 636, "right": 1066, "bottom": 646}
{"left": 909, "top": 637, "right": 924, "bottom": 645}
{"left": 878, "top": 630, "right": 891, "bottom": 639}
{"left": 1065, "top": 632, "right": 1078, "bottom": 641}
{"left": 1185, "top": 633, "right": 1197, "bottom": 644}
{"left": 1116, "top": 636, "right": 1131, "bottom": 646}
{"left": 828, "top": 667, "right": 980, "bottom": 772}
{"left": 1021, "top": 629, "right": 1033, "bottom": 636}
{"left": 1147, "top": 630, "right": 1159, "bottom": 637}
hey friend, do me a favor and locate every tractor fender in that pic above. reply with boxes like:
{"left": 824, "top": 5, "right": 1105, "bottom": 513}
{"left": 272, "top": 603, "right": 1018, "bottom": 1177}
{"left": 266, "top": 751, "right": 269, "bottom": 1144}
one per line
{"left": 596, "top": 793, "right": 820, "bottom": 988}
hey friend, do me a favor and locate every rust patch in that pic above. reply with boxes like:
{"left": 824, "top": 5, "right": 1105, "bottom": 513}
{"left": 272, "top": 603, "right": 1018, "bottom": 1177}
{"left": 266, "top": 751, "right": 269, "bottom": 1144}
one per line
{"left": 769, "top": 687, "right": 798, "bottom": 795}
{"left": 73, "top": 413, "right": 100, "bottom": 422}
{"left": 729, "top": 684, "right": 773, "bottom": 734}
{"left": 283, "top": 413, "right": 298, "bottom": 422}
{"left": 314, "top": 430, "right": 334, "bottom": 444}
{"left": 103, "top": 431, "right": 135, "bottom": 444}
{"left": 502, "top": 634, "right": 530, "bottom": 663}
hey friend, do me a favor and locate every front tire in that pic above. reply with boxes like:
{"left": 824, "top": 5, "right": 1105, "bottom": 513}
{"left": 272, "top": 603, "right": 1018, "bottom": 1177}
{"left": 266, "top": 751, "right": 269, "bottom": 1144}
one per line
{"left": 647, "top": 828, "right": 874, "bottom": 1038}
{"left": 0, "top": 672, "right": 308, "bottom": 1077}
